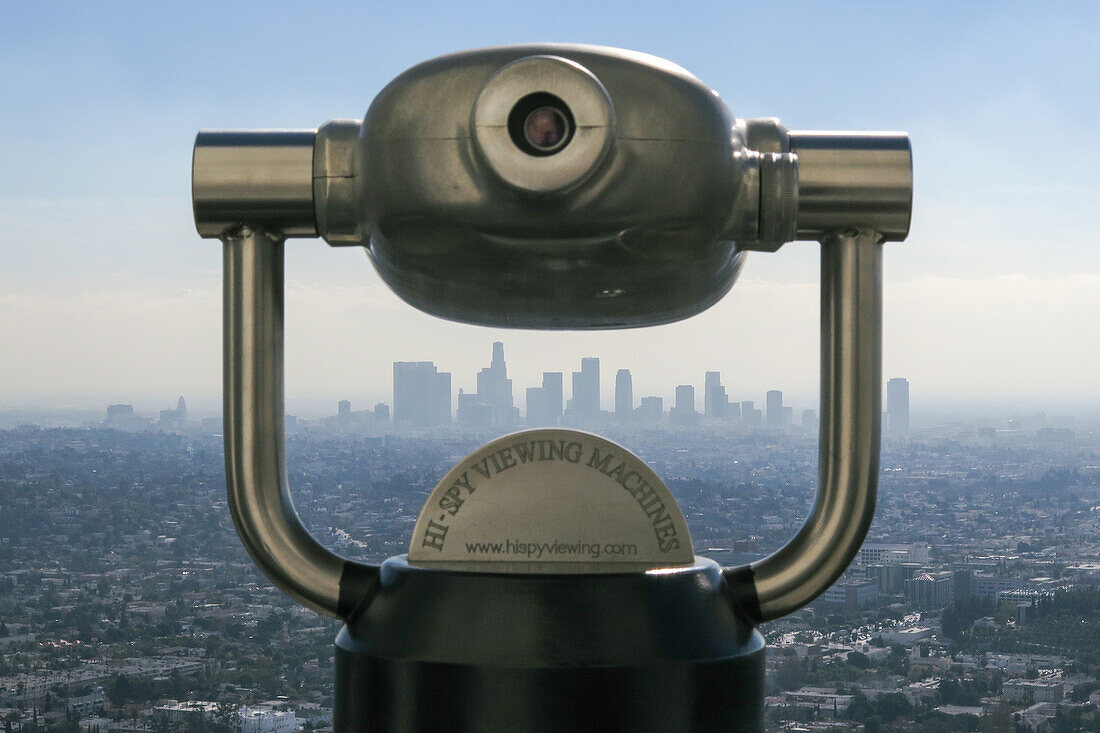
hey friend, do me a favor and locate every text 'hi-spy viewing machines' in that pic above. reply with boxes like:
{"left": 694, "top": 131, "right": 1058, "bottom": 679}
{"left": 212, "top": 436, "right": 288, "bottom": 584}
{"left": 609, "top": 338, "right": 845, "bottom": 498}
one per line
{"left": 192, "top": 45, "right": 912, "bottom": 733}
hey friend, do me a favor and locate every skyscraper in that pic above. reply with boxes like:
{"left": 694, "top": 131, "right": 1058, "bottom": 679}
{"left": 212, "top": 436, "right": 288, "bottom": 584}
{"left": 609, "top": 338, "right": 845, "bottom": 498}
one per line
{"left": 704, "top": 371, "right": 728, "bottom": 418}
{"left": 158, "top": 396, "right": 189, "bottom": 431}
{"left": 636, "top": 396, "right": 664, "bottom": 424}
{"left": 525, "top": 386, "right": 551, "bottom": 426}
{"left": 614, "top": 369, "right": 633, "bottom": 422}
{"left": 740, "top": 400, "right": 762, "bottom": 429}
{"left": 802, "top": 409, "right": 818, "bottom": 433}
{"left": 473, "top": 341, "right": 518, "bottom": 426}
{"left": 766, "top": 390, "right": 786, "bottom": 430}
{"left": 393, "top": 361, "right": 451, "bottom": 427}
{"left": 887, "top": 377, "right": 910, "bottom": 433}
{"left": 542, "top": 372, "right": 563, "bottom": 423}
{"left": 457, "top": 389, "right": 492, "bottom": 427}
{"left": 670, "top": 384, "right": 698, "bottom": 426}
{"left": 567, "top": 357, "right": 600, "bottom": 421}
{"left": 675, "top": 385, "right": 694, "bottom": 413}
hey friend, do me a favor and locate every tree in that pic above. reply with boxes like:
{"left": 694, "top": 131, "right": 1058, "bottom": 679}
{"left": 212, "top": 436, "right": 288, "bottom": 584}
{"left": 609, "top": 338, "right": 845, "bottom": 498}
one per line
{"left": 214, "top": 702, "right": 241, "bottom": 733}
{"left": 847, "top": 651, "right": 870, "bottom": 669}
{"left": 875, "top": 692, "right": 912, "bottom": 723}
{"left": 846, "top": 692, "right": 875, "bottom": 722}
{"left": 776, "top": 656, "right": 803, "bottom": 691}
{"left": 938, "top": 677, "right": 961, "bottom": 704}
{"left": 108, "top": 674, "right": 132, "bottom": 706}
{"left": 941, "top": 608, "right": 962, "bottom": 639}
{"left": 886, "top": 645, "right": 909, "bottom": 675}
{"left": 149, "top": 713, "right": 176, "bottom": 733}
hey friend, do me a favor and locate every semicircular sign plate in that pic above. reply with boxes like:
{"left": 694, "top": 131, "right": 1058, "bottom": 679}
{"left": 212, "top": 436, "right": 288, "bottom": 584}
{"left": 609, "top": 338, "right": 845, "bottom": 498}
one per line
{"left": 408, "top": 428, "right": 694, "bottom": 573}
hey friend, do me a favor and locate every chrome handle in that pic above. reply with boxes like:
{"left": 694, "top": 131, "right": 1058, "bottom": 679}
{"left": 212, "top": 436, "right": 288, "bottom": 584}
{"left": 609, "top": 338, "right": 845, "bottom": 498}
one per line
{"left": 223, "top": 227, "right": 377, "bottom": 618}
{"left": 726, "top": 230, "right": 882, "bottom": 622}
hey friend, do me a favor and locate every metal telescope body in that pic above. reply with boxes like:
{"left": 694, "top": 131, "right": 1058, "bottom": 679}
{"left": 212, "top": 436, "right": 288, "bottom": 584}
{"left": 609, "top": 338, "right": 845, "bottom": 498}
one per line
{"left": 192, "top": 45, "right": 912, "bottom": 732}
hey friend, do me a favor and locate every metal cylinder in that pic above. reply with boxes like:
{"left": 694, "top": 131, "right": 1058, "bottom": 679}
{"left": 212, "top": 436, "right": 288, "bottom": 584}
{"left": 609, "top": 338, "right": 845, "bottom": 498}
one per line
{"left": 193, "top": 131, "right": 317, "bottom": 239}
{"left": 335, "top": 557, "right": 764, "bottom": 732}
{"left": 733, "top": 231, "right": 883, "bottom": 622}
{"left": 223, "top": 229, "right": 374, "bottom": 618}
{"left": 790, "top": 132, "right": 912, "bottom": 241}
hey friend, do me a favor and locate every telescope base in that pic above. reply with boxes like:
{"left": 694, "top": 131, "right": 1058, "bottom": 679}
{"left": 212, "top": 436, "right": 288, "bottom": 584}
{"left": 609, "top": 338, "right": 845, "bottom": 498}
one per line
{"left": 335, "top": 654, "right": 764, "bottom": 732}
{"left": 332, "top": 556, "right": 765, "bottom": 732}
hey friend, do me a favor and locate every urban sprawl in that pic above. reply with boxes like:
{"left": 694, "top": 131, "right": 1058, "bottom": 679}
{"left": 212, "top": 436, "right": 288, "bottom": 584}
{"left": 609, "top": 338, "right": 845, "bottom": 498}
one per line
{"left": 2, "top": 344, "right": 1099, "bottom": 731}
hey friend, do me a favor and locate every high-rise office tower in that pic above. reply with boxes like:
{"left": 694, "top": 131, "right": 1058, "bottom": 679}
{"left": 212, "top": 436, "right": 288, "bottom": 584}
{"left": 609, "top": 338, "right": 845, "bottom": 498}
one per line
{"left": 542, "top": 372, "right": 563, "bottom": 423}
{"left": 457, "top": 389, "right": 493, "bottom": 427}
{"left": 704, "top": 371, "right": 728, "bottom": 418}
{"left": 473, "top": 341, "right": 517, "bottom": 426}
{"left": 727, "top": 400, "right": 741, "bottom": 421}
{"left": 802, "top": 409, "right": 818, "bottom": 433}
{"left": 159, "top": 396, "right": 189, "bottom": 430}
{"left": 675, "top": 384, "right": 695, "bottom": 413}
{"left": 670, "top": 384, "right": 698, "bottom": 426}
{"left": 393, "top": 361, "right": 451, "bottom": 427}
{"left": 766, "top": 390, "right": 786, "bottom": 430}
{"left": 887, "top": 377, "right": 910, "bottom": 433}
{"left": 740, "top": 400, "right": 762, "bottom": 429}
{"left": 614, "top": 369, "right": 633, "bottom": 422}
{"left": 526, "top": 386, "right": 551, "bottom": 426}
{"left": 567, "top": 357, "right": 600, "bottom": 420}
{"left": 637, "top": 396, "right": 664, "bottom": 424}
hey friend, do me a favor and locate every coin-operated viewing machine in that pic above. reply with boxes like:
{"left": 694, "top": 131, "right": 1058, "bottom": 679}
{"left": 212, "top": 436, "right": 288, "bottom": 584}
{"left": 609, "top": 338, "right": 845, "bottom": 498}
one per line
{"left": 192, "top": 45, "right": 911, "bottom": 732}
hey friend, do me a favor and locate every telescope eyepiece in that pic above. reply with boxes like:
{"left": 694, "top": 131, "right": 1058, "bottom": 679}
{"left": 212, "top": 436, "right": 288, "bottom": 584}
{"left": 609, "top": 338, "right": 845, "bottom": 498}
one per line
{"left": 509, "top": 92, "right": 574, "bottom": 156}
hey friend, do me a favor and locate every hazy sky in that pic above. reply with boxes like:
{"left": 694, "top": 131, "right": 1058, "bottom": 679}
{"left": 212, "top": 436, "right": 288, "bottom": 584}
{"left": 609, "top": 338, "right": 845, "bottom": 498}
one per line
{"left": 2, "top": 2, "right": 1099, "bottom": 417}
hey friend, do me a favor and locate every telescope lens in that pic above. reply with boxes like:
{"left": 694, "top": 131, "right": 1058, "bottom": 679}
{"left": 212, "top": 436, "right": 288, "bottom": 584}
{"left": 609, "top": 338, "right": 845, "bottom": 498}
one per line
{"left": 508, "top": 93, "right": 574, "bottom": 156}
{"left": 525, "top": 107, "right": 568, "bottom": 151}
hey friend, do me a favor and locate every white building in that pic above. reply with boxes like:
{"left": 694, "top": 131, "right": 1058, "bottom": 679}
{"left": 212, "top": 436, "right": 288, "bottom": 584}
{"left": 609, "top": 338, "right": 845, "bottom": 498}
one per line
{"left": 240, "top": 705, "right": 297, "bottom": 733}
{"left": 1002, "top": 679, "right": 1065, "bottom": 703}
{"left": 971, "top": 574, "right": 1023, "bottom": 599}
{"left": 155, "top": 701, "right": 219, "bottom": 721}
{"left": 857, "top": 543, "right": 930, "bottom": 566}
{"left": 820, "top": 580, "right": 879, "bottom": 609}
{"left": 881, "top": 626, "right": 933, "bottom": 647}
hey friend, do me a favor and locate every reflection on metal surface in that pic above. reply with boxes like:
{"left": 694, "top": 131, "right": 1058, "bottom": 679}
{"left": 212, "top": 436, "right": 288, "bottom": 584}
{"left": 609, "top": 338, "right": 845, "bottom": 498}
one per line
{"left": 193, "top": 131, "right": 316, "bottom": 239}
{"left": 360, "top": 44, "right": 755, "bottom": 328}
{"left": 408, "top": 429, "right": 694, "bottom": 572}
{"left": 791, "top": 133, "right": 913, "bottom": 241}
{"left": 472, "top": 55, "right": 611, "bottom": 192}
{"left": 223, "top": 228, "right": 372, "bottom": 618}
{"left": 737, "top": 231, "right": 883, "bottom": 622}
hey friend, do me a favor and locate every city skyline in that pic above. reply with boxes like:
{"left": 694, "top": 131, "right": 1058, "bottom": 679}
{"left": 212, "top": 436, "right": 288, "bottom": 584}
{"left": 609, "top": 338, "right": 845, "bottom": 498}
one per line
{"left": 85, "top": 348, "right": 911, "bottom": 432}
{"left": 87, "top": 342, "right": 914, "bottom": 432}
{"left": 391, "top": 342, "right": 907, "bottom": 428}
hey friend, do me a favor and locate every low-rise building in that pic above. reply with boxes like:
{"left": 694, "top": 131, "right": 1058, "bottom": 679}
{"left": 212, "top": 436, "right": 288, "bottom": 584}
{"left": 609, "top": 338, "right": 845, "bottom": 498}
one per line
{"left": 904, "top": 571, "right": 954, "bottom": 610}
{"left": 1002, "top": 678, "right": 1065, "bottom": 703}
{"left": 240, "top": 704, "right": 297, "bottom": 733}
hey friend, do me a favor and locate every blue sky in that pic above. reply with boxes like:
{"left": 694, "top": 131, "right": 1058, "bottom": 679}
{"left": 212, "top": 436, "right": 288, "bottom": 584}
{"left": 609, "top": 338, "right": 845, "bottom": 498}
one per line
{"left": 2, "top": 2, "right": 1099, "bottom": 416}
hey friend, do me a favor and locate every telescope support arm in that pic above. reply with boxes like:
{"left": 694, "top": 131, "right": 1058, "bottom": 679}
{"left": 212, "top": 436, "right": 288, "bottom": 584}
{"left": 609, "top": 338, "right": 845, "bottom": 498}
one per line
{"left": 223, "top": 227, "right": 378, "bottom": 619}
{"left": 726, "top": 230, "right": 882, "bottom": 623}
